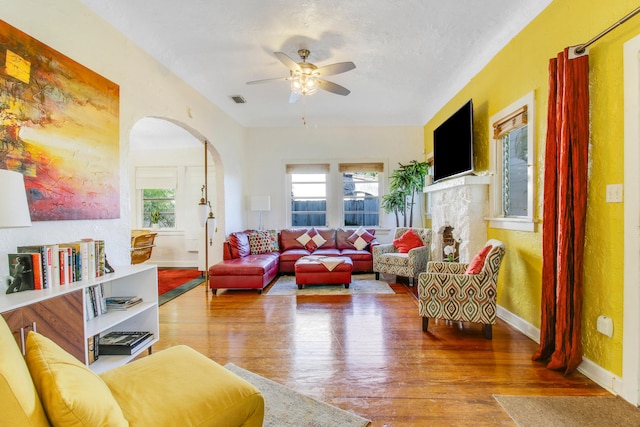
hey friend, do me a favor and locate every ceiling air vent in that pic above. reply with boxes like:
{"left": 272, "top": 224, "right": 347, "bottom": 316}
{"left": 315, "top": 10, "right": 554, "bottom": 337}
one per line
{"left": 230, "top": 95, "right": 246, "bottom": 104}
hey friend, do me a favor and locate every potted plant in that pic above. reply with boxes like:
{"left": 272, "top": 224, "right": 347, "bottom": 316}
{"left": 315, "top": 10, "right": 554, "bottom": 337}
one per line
{"left": 150, "top": 209, "right": 161, "bottom": 229}
{"left": 381, "top": 160, "right": 429, "bottom": 227}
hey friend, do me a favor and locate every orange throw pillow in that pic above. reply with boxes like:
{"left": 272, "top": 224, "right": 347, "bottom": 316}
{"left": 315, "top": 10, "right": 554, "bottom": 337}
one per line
{"left": 465, "top": 245, "right": 492, "bottom": 274}
{"left": 393, "top": 229, "right": 424, "bottom": 253}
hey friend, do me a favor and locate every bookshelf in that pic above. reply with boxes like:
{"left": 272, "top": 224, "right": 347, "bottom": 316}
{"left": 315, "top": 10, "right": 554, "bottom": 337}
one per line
{"left": 0, "top": 264, "right": 159, "bottom": 374}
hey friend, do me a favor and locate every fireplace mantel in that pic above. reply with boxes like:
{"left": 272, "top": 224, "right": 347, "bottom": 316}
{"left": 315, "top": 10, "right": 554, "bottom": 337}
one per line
{"left": 424, "top": 174, "right": 490, "bottom": 193}
{"left": 424, "top": 174, "right": 490, "bottom": 263}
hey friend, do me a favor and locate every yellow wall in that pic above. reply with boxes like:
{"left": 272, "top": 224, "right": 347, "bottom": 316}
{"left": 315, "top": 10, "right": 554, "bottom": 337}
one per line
{"left": 424, "top": 0, "right": 638, "bottom": 376}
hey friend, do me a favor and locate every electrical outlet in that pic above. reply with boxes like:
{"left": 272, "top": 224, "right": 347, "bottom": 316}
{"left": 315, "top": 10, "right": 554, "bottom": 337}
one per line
{"left": 597, "top": 315, "right": 614, "bottom": 337}
{"left": 605, "top": 184, "right": 623, "bottom": 203}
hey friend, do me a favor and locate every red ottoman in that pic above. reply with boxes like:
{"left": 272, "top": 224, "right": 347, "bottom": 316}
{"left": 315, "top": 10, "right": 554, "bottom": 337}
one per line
{"left": 294, "top": 256, "right": 353, "bottom": 289}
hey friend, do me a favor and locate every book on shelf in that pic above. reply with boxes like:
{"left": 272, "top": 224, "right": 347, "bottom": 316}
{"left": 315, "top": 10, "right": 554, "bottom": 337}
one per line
{"left": 9, "top": 239, "right": 108, "bottom": 292}
{"left": 17, "top": 245, "right": 51, "bottom": 289}
{"left": 105, "top": 296, "right": 143, "bottom": 311}
{"left": 87, "top": 334, "right": 99, "bottom": 364}
{"left": 6, "top": 253, "right": 36, "bottom": 294}
{"left": 85, "top": 284, "right": 108, "bottom": 320}
{"left": 98, "top": 331, "right": 153, "bottom": 355}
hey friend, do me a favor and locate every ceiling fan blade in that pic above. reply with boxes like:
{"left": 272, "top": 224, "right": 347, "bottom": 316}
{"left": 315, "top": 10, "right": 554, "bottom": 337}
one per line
{"left": 317, "top": 79, "right": 351, "bottom": 96}
{"left": 246, "top": 76, "right": 290, "bottom": 85}
{"left": 315, "top": 61, "right": 356, "bottom": 77}
{"left": 289, "top": 92, "right": 302, "bottom": 104}
{"left": 274, "top": 52, "right": 301, "bottom": 72}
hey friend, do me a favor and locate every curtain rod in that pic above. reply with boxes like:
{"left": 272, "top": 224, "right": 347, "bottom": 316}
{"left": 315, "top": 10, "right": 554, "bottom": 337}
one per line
{"left": 575, "top": 6, "right": 640, "bottom": 54}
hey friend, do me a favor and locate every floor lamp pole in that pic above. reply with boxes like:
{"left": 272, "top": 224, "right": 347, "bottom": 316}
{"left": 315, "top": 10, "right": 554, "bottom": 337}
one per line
{"left": 204, "top": 140, "right": 209, "bottom": 294}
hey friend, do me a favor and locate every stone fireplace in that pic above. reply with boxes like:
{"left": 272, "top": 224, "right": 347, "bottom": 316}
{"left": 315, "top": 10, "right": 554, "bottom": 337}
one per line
{"left": 424, "top": 175, "right": 490, "bottom": 263}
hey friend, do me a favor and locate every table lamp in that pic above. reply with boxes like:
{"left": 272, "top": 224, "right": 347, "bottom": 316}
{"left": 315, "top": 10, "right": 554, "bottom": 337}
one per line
{"left": 0, "top": 169, "right": 32, "bottom": 228}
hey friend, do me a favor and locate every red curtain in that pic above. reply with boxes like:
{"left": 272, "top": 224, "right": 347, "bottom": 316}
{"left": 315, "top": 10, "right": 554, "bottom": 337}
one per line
{"left": 533, "top": 48, "right": 589, "bottom": 374}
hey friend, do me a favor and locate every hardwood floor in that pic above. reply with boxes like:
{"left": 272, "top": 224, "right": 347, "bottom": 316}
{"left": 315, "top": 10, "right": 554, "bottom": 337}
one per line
{"left": 154, "top": 276, "right": 609, "bottom": 426}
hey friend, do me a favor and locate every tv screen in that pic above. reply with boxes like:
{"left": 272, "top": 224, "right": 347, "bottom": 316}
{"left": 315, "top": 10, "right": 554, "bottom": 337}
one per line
{"left": 433, "top": 99, "right": 474, "bottom": 182}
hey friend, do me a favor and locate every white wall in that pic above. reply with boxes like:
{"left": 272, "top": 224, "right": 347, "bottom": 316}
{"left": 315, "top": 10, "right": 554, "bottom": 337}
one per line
{"left": 0, "top": 0, "right": 246, "bottom": 281}
{"left": 245, "top": 126, "right": 425, "bottom": 244}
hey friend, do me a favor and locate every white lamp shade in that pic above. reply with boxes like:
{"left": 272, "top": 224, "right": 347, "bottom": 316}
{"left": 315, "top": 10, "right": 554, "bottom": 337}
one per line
{"left": 207, "top": 216, "right": 216, "bottom": 239}
{"left": 0, "top": 169, "right": 32, "bottom": 228}
{"left": 198, "top": 201, "right": 208, "bottom": 227}
{"left": 250, "top": 195, "right": 271, "bottom": 212}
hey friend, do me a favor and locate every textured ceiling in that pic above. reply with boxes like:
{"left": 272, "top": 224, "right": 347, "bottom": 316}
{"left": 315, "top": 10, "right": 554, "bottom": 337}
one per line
{"left": 79, "top": 0, "right": 551, "bottom": 128}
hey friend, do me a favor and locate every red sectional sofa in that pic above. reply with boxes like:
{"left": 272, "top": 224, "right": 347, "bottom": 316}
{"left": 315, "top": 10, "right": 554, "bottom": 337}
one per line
{"left": 208, "top": 227, "right": 378, "bottom": 294}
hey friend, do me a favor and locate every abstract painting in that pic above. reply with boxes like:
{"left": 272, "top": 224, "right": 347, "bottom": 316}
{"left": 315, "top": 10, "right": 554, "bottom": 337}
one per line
{"left": 0, "top": 20, "right": 120, "bottom": 221}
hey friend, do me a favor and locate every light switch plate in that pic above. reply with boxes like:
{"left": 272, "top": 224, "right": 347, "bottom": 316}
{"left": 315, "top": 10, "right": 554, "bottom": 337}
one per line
{"left": 605, "top": 184, "right": 623, "bottom": 203}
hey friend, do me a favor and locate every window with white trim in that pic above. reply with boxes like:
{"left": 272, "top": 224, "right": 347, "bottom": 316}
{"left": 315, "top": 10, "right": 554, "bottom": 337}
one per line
{"left": 136, "top": 167, "right": 177, "bottom": 229}
{"left": 488, "top": 92, "right": 536, "bottom": 232}
{"left": 286, "top": 162, "right": 384, "bottom": 228}
{"left": 287, "top": 164, "right": 329, "bottom": 227}
{"left": 340, "top": 162, "right": 382, "bottom": 227}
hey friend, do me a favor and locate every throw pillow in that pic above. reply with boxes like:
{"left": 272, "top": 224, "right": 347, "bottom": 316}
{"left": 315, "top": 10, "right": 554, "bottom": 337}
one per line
{"left": 393, "top": 229, "right": 424, "bottom": 253}
{"left": 347, "top": 226, "right": 376, "bottom": 250}
{"left": 248, "top": 231, "right": 273, "bottom": 255}
{"left": 25, "top": 332, "right": 128, "bottom": 427}
{"left": 266, "top": 229, "right": 280, "bottom": 252}
{"left": 229, "top": 231, "right": 251, "bottom": 258}
{"left": 295, "top": 228, "right": 327, "bottom": 251}
{"left": 465, "top": 245, "right": 493, "bottom": 274}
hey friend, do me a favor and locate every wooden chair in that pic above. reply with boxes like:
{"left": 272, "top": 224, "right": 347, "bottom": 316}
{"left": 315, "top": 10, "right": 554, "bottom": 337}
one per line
{"left": 130, "top": 231, "right": 157, "bottom": 265}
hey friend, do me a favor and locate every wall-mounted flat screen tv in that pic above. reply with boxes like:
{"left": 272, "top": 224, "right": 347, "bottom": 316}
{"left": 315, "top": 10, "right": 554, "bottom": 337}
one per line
{"left": 433, "top": 99, "right": 474, "bottom": 182}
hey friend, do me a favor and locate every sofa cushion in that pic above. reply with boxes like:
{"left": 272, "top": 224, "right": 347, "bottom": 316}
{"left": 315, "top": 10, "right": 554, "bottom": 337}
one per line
{"left": 339, "top": 248, "right": 374, "bottom": 261}
{"left": 279, "top": 248, "right": 311, "bottom": 263}
{"left": 337, "top": 228, "right": 376, "bottom": 250}
{"left": 313, "top": 248, "right": 341, "bottom": 257}
{"left": 25, "top": 331, "right": 128, "bottom": 427}
{"left": 393, "top": 228, "right": 424, "bottom": 253}
{"left": 210, "top": 253, "right": 279, "bottom": 276}
{"left": 317, "top": 228, "right": 337, "bottom": 249}
{"left": 465, "top": 245, "right": 492, "bottom": 274}
{"left": 296, "top": 227, "right": 327, "bottom": 251}
{"left": 0, "top": 316, "right": 49, "bottom": 427}
{"left": 101, "top": 346, "right": 264, "bottom": 427}
{"left": 229, "top": 231, "right": 251, "bottom": 258}
{"left": 249, "top": 231, "right": 273, "bottom": 255}
{"left": 347, "top": 226, "right": 376, "bottom": 250}
{"left": 280, "top": 229, "right": 307, "bottom": 252}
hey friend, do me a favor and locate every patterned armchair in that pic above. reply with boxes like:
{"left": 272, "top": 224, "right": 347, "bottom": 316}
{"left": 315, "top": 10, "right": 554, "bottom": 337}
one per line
{"left": 373, "top": 227, "right": 432, "bottom": 286}
{"left": 418, "top": 239, "right": 505, "bottom": 339}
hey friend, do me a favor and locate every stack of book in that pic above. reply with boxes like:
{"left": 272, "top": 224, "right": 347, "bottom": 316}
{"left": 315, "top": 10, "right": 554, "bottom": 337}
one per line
{"left": 98, "top": 331, "right": 153, "bottom": 355}
{"left": 85, "top": 284, "right": 108, "bottom": 320}
{"left": 105, "top": 296, "right": 142, "bottom": 311}
{"left": 6, "top": 239, "right": 108, "bottom": 293}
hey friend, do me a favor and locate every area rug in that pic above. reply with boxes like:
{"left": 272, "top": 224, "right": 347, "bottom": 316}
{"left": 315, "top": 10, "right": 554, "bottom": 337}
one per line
{"left": 494, "top": 395, "right": 640, "bottom": 427}
{"left": 157, "top": 269, "right": 205, "bottom": 305}
{"left": 225, "top": 363, "right": 370, "bottom": 427}
{"left": 266, "top": 273, "right": 394, "bottom": 296}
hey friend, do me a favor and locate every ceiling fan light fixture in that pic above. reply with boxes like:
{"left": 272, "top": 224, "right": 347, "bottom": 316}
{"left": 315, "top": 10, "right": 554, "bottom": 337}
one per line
{"left": 290, "top": 72, "right": 319, "bottom": 96}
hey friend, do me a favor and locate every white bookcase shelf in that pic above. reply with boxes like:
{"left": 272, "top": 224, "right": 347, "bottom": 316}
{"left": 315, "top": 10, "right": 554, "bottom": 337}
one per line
{"left": 0, "top": 264, "right": 159, "bottom": 374}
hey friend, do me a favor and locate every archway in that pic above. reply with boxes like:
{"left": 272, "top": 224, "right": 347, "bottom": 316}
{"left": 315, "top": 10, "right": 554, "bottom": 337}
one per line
{"left": 128, "top": 117, "right": 222, "bottom": 273}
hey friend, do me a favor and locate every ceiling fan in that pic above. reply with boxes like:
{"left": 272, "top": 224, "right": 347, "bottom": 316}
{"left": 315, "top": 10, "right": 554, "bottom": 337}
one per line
{"left": 247, "top": 49, "right": 356, "bottom": 103}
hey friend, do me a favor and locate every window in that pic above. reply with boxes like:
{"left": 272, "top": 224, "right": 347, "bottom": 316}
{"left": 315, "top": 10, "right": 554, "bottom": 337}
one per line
{"left": 287, "top": 164, "right": 329, "bottom": 227}
{"left": 286, "top": 162, "right": 384, "bottom": 228}
{"left": 488, "top": 92, "right": 536, "bottom": 232}
{"left": 135, "top": 167, "right": 178, "bottom": 229}
{"left": 142, "top": 188, "right": 176, "bottom": 228}
{"left": 341, "top": 163, "right": 382, "bottom": 226}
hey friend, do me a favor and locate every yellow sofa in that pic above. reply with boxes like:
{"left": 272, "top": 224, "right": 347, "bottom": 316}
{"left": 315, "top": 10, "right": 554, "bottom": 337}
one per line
{"left": 0, "top": 316, "right": 264, "bottom": 426}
